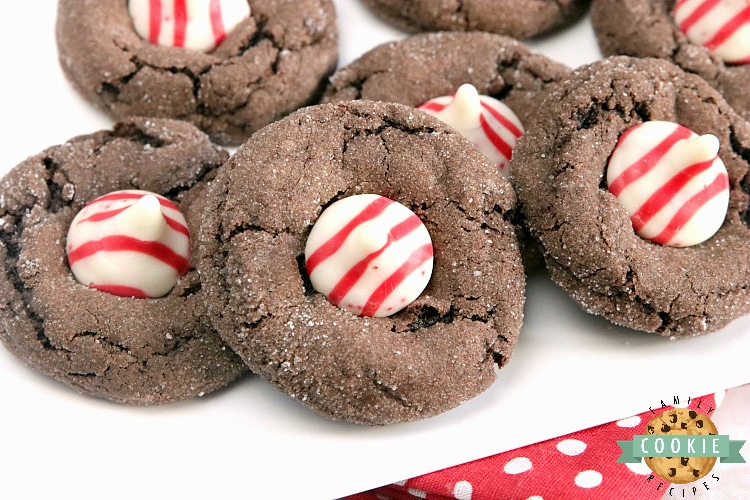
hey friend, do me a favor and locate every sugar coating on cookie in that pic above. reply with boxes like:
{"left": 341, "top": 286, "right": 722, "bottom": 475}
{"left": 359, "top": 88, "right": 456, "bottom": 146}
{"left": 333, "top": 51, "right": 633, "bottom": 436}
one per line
{"left": 360, "top": 0, "right": 590, "bottom": 39}
{"left": 0, "top": 117, "right": 248, "bottom": 405}
{"left": 419, "top": 84, "right": 524, "bottom": 175}
{"left": 66, "top": 190, "right": 191, "bottom": 298}
{"left": 57, "top": 0, "right": 338, "bottom": 145}
{"left": 128, "top": 0, "right": 251, "bottom": 52}
{"left": 305, "top": 194, "right": 433, "bottom": 318}
{"left": 606, "top": 121, "right": 729, "bottom": 247}
{"left": 673, "top": 0, "right": 750, "bottom": 64}
{"left": 198, "top": 100, "right": 525, "bottom": 424}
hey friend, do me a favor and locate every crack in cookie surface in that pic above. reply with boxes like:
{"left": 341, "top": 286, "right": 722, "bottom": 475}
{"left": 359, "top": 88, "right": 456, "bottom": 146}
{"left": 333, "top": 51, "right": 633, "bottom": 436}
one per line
{"left": 199, "top": 100, "right": 525, "bottom": 424}
{"left": 56, "top": 0, "right": 338, "bottom": 145}
{"left": 512, "top": 56, "right": 750, "bottom": 337}
{"left": 0, "top": 118, "right": 246, "bottom": 404}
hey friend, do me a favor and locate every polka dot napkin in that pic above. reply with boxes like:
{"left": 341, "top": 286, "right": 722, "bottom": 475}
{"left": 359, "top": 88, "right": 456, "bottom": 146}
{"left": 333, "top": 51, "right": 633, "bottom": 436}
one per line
{"left": 345, "top": 392, "right": 722, "bottom": 500}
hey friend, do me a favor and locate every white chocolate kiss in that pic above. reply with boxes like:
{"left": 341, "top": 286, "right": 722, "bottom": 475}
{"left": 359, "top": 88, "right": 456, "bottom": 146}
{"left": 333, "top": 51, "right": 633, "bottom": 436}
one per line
{"left": 606, "top": 121, "right": 730, "bottom": 247}
{"left": 304, "top": 194, "right": 434, "bottom": 318}
{"left": 66, "top": 190, "right": 191, "bottom": 298}
{"left": 128, "top": 0, "right": 251, "bottom": 52}
{"left": 419, "top": 83, "right": 524, "bottom": 175}
{"left": 673, "top": 0, "right": 750, "bottom": 64}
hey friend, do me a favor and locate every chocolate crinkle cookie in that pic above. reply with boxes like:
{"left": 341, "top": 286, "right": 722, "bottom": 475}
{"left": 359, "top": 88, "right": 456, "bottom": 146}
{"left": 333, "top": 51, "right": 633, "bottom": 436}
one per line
{"left": 591, "top": 0, "right": 750, "bottom": 121}
{"left": 55, "top": 0, "right": 338, "bottom": 145}
{"left": 0, "top": 117, "right": 248, "bottom": 404}
{"left": 322, "top": 31, "right": 571, "bottom": 130}
{"left": 510, "top": 56, "right": 750, "bottom": 338}
{"left": 323, "top": 31, "right": 571, "bottom": 271}
{"left": 198, "top": 100, "right": 526, "bottom": 425}
{"left": 360, "top": 0, "right": 591, "bottom": 39}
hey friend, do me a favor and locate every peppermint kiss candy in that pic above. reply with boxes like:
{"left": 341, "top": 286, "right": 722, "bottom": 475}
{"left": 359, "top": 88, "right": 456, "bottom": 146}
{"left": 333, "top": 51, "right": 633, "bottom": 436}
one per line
{"left": 128, "top": 0, "right": 251, "bottom": 52}
{"left": 673, "top": 0, "right": 750, "bottom": 64}
{"left": 419, "top": 83, "right": 524, "bottom": 175}
{"left": 606, "top": 121, "right": 730, "bottom": 247}
{"left": 66, "top": 190, "right": 191, "bottom": 298}
{"left": 304, "top": 194, "right": 434, "bottom": 318}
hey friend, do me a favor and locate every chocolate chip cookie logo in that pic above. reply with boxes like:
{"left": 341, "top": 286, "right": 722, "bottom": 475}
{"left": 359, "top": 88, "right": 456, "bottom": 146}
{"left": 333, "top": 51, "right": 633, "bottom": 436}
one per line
{"left": 617, "top": 408, "right": 746, "bottom": 484}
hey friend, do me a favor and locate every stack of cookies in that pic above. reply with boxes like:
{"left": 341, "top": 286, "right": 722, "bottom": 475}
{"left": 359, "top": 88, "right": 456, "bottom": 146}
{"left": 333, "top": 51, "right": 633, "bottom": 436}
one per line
{"left": 2, "top": 0, "right": 749, "bottom": 426}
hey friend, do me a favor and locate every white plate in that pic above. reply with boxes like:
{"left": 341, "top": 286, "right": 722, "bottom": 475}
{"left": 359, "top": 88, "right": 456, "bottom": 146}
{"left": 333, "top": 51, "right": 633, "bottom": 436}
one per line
{"left": 2, "top": 2, "right": 749, "bottom": 499}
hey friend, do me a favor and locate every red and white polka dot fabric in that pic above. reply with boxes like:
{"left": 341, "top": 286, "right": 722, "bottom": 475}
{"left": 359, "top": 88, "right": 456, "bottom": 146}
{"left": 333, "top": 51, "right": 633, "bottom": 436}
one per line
{"left": 345, "top": 393, "right": 722, "bottom": 500}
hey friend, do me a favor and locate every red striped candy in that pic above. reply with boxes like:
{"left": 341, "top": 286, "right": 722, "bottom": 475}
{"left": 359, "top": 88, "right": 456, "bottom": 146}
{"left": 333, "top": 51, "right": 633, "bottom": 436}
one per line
{"left": 673, "top": 0, "right": 750, "bottom": 64}
{"left": 128, "top": 0, "right": 251, "bottom": 52}
{"left": 66, "top": 190, "right": 191, "bottom": 298}
{"left": 305, "top": 194, "right": 434, "bottom": 318}
{"left": 419, "top": 84, "right": 524, "bottom": 175}
{"left": 606, "top": 121, "right": 729, "bottom": 247}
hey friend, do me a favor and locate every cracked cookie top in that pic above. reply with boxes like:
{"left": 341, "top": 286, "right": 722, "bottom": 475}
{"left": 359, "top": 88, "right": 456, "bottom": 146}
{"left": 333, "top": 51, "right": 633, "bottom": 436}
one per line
{"left": 0, "top": 117, "right": 248, "bottom": 404}
{"left": 198, "top": 99, "right": 526, "bottom": 425}
{"left": 591, "top": 0, "right": 750, "bottom": 122}
{"left": 359, "top": 0, "right": 591, "bottom": 40}
{"left": 55, "top": 0, "right": 338, "bottom": 145}
{"left": 510, "top": 56, "right": 750, "bottom": 337}
{"left": 322, "top": 32, "right": 571, "bottom": 134}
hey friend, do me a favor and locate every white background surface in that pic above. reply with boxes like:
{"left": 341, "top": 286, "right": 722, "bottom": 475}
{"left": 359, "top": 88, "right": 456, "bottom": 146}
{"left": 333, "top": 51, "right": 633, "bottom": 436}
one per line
{"left": 1, "top": 2, "right": 748, "bottom": 499}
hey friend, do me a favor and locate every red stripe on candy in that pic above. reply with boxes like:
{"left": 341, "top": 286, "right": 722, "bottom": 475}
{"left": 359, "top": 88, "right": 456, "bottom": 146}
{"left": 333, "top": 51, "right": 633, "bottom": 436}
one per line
{"left": 165, "top": 216, "right": 190, "bottom": 238}
{"left": 360, "top": 243, "right": 434, "bottom": 317}
{"left": 419, "top": 101, "right": 447, "bottom": 113}
{"left": 86, "top": 192, "right": 179, "bottom": 212}
{"left": 209, "top": 0, "right": 227, "bottom": 46}
{"left": 90, "top": 284, "right": 152, "bottom": 299}
{"left": 149, "top": 0, "right": 162, "bottom": 44}
{"left": 77, "top": 208, "right": 189, "bottom": 239}
{"left": 630, "top": 158, "right": 717, "bottom": 231}
{"left": 327, "top": 245, "right": 387, "bottom": 307}
{"left": 326, "top": 214, "right": 425, "bottom": 306}
{"left": 608, "top": 126, "right": 693, "bottom": 197}
{"left": 481, "top": 101, "right": 523, "bottom": 139}
{"left": 704, "top": 5, "right": 750, "bottom": 53}
{"left": 678, "top": 0, "right": 723, "bottom": 33}
{"left": 650, "top": 173, "right": 729, "bottom": 245}
{"left": 305, "top": 196, "right": 393, "bottom": 275}
{"left": 67, "top": 235, "right": 190, "bottom": 275}
{"left": 78, "top": 206, "right": 130, "bottom": 224}
{"left": 173, "top": 0, "right": 188, "bottom": 47}
{"left": 76, "top": 192, "right": 189, "bottom": 237}
{"left": 479, "top": 114, "right": 513, "bottom": 162}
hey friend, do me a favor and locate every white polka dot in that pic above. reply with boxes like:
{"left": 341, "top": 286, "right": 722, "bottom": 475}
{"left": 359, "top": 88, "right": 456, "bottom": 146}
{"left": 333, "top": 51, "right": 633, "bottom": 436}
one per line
{"left": 714, "top": 389, "right": 726, "bottom": 408}
{"left": 393, "top": 480, "right": 407, "bottom": 486}
{"left": 556, "top": 438, "right": 587, "bottom": 456}
{"left": 616, "top": 415, "right": 641, "bottom": 428}
{"left": 574, "top": 470, "right": 603, "bottom": 488}
{"left": 408, "top": 488, "right": 426, "bottom": 499}
{"left": 526, "top": 496, "right": 544, "bottom": 500}
{"left": 453, "top": 480, "right": 473, "bottom": 500}
{"left": 625, "top": 458, "right": 653, "bottom": 475}
{"left": 504, "top": 456, "right": 533, "bottom": 474}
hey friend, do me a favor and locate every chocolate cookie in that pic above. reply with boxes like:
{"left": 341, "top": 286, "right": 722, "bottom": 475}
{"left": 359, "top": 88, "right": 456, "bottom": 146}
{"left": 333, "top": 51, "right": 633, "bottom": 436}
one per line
{"left": 322, "top": 32, "right": 571, "bottom": 132}
{"left": 323, "top": 32, "right": 571, "bottom": 270}
{"left": 198, "top": 100, "right": 526, "bottom": 425}
{"left": 56, "top": 0, "right": 338, "bottom": 145}
{"left": 359, "top": 0, "right": 591, "bottom": 39}
{"left": 591, "top": 0, "right": 750, "bottom": 121}
{"left": 510, "top": 56, "right": 750, "bottom": 337}
{"left": 0, "top": 117, "right": 248, "bottom": 404}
